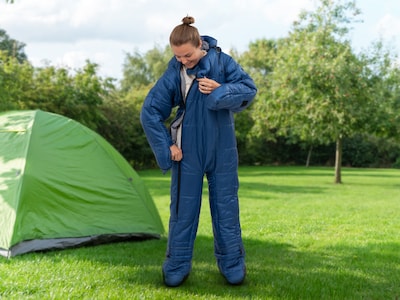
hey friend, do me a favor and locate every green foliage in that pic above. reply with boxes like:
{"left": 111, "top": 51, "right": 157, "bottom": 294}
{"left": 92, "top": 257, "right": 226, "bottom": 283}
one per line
{"left": 97, "top": 85, "right": 157, "bottom": 170}
{"left": 269, "top": 35, "right": 372, "bottom": 143}
{"left": 267, "top": 0, "right": 371, "bottom": 142}
{"left": 0, "top": 51, "right": 114, "bottom": 131}
{"left": 244, "top": 0, "right": 400, "bottom": 183}
{"left": 294, "top": 0, "right": 362, "bottom": 38}
{"left": 0, "top": 52, "right": 34, "bottom": 111}
{"left": 238, "top": 39, "right": 276, "bottom": 84}
{"left": 361, "top": 42, "right": 400, "bottom": 140}
{"left": 393, "top": 157, "right": 400, "bottom": 169}
{"left": 0, "top": 29, "right": 27, "bottom": 63}
{"left": 237, "top": 39, "right": 277, "bottom": 141}
{"left": 120, "top": 45, "right": 172, "bottom": 93}
{"left": 232, "top": 0, "right": 400, "bottom": 173}
{"left": 342, "top": 134, "right": 400, "bottom": 168}
{"left": 234, "top": 109, "right": 255, "bottom": 161}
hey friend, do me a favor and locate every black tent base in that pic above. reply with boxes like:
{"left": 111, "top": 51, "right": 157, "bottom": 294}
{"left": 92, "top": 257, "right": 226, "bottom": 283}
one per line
{"left": 0, "top": 233, "right": 161, "bottom": 258}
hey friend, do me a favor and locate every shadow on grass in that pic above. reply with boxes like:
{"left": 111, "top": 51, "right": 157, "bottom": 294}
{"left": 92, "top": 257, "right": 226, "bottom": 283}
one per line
{"left": 238, "top": 166, "right": 334, "bottom": 178}
{"left": 341, "top": 168, "right": 400, "bottom": 178}
{"left": 187, "top": 236, "right": 399, "bottom": 299}
{"left": 22, "top": 234, "right": 399, "bottom": 299}
{"left": 239, "top": 181, "right": 326, "bottom": 199}
{"left": 142, "top": 172, "right": 328, "bottom": 202}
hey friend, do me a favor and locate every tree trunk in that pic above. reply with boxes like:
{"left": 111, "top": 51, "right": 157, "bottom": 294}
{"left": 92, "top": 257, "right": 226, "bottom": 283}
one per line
{"left": 334, "top": 137, "right": 342, "bottom": 184}
{"left": 306, "top": 145, "right": 313, "bottom": 167}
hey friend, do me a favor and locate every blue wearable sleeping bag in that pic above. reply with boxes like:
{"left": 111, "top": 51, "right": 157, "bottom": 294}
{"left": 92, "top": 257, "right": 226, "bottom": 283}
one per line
{"left": 140, "top": 35, "right": 257, "bottom": 285}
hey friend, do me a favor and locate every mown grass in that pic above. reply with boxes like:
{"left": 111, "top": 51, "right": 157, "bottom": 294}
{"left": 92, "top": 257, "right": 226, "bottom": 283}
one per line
{"left": 0, "top": 166, "right": 399, "bottom": 299}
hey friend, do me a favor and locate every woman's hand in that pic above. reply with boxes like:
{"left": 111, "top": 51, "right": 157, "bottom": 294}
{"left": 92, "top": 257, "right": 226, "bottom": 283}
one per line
{"left": 170, "top": 144, "right": 183, "bottom": 161}
{"left": 197, "top": 77, "right": 221, "bottom": 94}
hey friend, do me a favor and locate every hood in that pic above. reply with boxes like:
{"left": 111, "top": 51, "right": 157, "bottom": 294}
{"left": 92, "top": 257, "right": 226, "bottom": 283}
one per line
{"left": 186, "top": 36, "right": 219, "bottom": 78}
{"left": 201, "top": 35, "right": 218, "bottom": 51}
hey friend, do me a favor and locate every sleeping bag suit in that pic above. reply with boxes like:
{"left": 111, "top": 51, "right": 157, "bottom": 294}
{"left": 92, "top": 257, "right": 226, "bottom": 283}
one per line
{"left": 140, "top": 36, "right": 257, "bottom": 286}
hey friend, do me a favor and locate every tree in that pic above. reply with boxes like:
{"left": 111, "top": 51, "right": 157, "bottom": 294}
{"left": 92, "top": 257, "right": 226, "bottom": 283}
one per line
{"left": 0, "top": 52, "right": 33, "bottom": 111}
{"left": 360, "top": 41, "right": 400, "bottom": 141}
{"left": 0, "top": 29, "right": 27, "bottom": 63}
{"left": 0, "top": 53, "right": 114, "bottom": 131}
{"left": 264, "top": 0, "right": 379, "bottom": 183}
{"left": 98, "top": 86, "right": 156, "bottom": 169}
{"left": 235, "top": 39, "right": 278, "bottom": 162}
{"left": 120, "top": 45, "right": 171, "bottom": 93}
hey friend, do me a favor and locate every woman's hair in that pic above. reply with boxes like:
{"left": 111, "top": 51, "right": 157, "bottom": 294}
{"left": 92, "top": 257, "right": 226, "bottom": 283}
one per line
{"left": 169, "top": 16, "right": 201, "bottom": 47}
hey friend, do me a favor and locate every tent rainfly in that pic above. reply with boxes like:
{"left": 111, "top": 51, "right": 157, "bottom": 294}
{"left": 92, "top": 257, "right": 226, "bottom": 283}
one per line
{"left": 0, "top": 110, "right": 164, "bottom": 258}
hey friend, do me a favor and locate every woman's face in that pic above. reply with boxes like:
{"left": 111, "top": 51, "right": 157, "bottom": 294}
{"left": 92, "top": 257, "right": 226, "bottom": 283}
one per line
{"left": 171, "top": 42, "right": 203, "bottom": 69}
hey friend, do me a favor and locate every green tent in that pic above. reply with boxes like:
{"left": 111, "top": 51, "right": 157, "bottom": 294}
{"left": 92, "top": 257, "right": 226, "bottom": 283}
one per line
{"left": 0, "top": 110, "right": 164, "bottom": 258}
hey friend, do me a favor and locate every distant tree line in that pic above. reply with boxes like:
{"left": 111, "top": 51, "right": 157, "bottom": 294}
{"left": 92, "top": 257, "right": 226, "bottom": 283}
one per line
{"left": 1, "top": 0, "right": 399, "bottom": 182}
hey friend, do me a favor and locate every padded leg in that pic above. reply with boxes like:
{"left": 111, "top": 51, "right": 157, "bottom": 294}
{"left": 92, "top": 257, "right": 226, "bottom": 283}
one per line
{"left": 163, "top": 162, "right": 204, "bottom": 286}
{"left": 207, "top": 171, "right": 246, "bottom": 285}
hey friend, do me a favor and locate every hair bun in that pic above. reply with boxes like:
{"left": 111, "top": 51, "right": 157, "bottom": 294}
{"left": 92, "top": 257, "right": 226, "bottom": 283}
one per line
{"left": 182, "top": 16, "right": 195, "bottom": 25}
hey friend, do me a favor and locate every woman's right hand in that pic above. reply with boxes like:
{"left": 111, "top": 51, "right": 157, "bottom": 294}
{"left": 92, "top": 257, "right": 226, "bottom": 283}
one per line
{"left": 170, "top": 144, "right": 183, "bottom": 161}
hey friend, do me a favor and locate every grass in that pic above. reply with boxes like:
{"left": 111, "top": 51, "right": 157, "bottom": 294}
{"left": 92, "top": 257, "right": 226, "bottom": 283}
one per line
{"left": 1, "top": 166, "right": 399, "bottom": 299}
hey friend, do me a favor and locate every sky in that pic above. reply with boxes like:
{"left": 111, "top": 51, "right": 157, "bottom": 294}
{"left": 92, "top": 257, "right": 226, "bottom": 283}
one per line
{"left": 1, "top": 0, "right": 399, "bottom": 80}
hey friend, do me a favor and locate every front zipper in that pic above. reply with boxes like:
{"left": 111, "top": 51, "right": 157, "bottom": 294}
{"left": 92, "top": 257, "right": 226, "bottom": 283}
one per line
{"left": 175, "top": 69, "right": 196, "bottom": 216}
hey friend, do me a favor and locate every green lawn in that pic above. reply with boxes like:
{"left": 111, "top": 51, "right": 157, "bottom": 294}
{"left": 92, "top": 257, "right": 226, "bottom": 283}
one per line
{"left": 1, "top": 166, "right": 399, "bottom": 299}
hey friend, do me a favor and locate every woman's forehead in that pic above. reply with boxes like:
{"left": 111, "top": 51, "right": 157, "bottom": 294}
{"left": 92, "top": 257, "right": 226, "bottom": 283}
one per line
{"left": 171, "top": 43, "right": 198, "bottom": 56}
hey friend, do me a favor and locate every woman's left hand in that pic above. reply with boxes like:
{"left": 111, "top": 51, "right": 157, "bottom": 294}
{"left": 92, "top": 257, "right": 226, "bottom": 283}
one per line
{"left": 197, "top": 77, "right": 221, "bottom": 94}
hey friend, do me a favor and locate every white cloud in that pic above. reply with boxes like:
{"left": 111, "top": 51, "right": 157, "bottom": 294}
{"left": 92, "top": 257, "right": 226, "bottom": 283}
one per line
{"left": 376, "top": 14, "right": 400, "bottom": 40}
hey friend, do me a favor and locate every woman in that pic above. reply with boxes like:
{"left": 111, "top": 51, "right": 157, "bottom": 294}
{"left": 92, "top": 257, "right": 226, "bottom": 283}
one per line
{"left": 140, "top": 16, "right": 257, "bottom": 287}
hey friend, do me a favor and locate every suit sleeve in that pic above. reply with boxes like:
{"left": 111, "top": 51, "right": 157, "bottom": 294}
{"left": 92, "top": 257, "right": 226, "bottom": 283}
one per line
{"left": 206, "top": 54, "right": 257, "bottom": 113}
{"left": 140, "top": 67, "right": 179, "bottom": 173}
